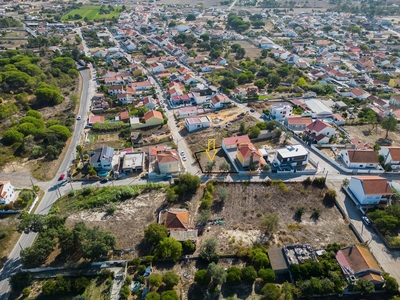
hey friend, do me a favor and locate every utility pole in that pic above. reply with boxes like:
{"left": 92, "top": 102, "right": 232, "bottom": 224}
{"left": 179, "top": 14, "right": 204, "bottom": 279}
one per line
{"left": 30, "top": 178, "right": 35, "bottom": 192}
{"left": 70, "top": 181, "right": 74, "bottom": 191}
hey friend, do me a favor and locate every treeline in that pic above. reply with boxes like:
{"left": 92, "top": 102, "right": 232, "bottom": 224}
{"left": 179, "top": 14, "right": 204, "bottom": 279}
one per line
{"left": 18, "top": 213, "right": 116, "bottom": 268}
{"left": 368, "top": 204, "right": 400, "bottom": 247}
{"left": 0, "top": 17, "right": 22, "bottom": 28}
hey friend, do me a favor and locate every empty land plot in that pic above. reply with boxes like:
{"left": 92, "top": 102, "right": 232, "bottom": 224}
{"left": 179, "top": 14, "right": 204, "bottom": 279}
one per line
{"left": 343, "top": 124, "right": 400, "bottom": 146}
{"left": 195, "top": 182, "right": 357, "bottom": 255}
{"left": 232, "top": 40, "right": 261, "bottom": 59}
{"left": 62, "top": 6, "right": 123, "bottom": 21}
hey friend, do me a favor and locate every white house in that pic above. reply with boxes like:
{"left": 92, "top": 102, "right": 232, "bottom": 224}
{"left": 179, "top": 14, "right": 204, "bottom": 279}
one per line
{"left": 272, "top": 145, "right": 310, "bottom": 171}
{"left": 222, "top": 135, "right": 250, "bottom": 151}
{"left": 304, "top": 120, "right": 335, "bottom": 144}
{"left": 178, "top": 107, "right": 198, "bottom": 118}
{"left": 340, "top": 149, "right": 380, "bottom": 169}
{"left": 89, "top": 146, "right": 114, "bottom": 170}
{"left": 189, "top": 92, "right": 207, "bottom": 105}
{"left": 215, "top": 57, "right": 227, "bottom": 65}
{"left": 350, "top": 88, "right": 370, "bottom": 100}
{"left": 256, "top": 37, "right": 274, "bottom": 49}
{"left": 270, "top": 103, "right": 293, "bottom": 120}
{"left": 143, "top": 96, "right": 157, "bottom": 110}
{"left": 185, "top": 116, "right": 211, "bottom": 132}
{"left": 348, "top": 176, "right": 392, "bottom": 205}
{"left": 175, "top": 24, "right": 190, "bottom": 32}
{"left": 109, "top": 85, "right": 124, "bottom": 96}
{"left": 379, "top": 146, "right": 400, "bottom": 170}
{"left": 210, "top": 94, "right": 230, "bottom": 109}
{"left": 124, "top": 40, "right": 137, "bottom": 51}
{"left": 151, "top": 62, "right": 165, "bottom": 74}
{"left": 0, "top": 180, "right": 16, "bottom": 204}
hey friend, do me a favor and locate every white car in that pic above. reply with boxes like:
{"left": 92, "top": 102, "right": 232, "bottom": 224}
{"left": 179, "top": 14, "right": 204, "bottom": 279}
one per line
{"left": 182, "top": 156, "right": 187, "bottom": 161}
{"left": 180, "top": 151, "right": 185, "bottom": 157}
{"left": 77, "top": 116, "right": 81, "bottom": 120}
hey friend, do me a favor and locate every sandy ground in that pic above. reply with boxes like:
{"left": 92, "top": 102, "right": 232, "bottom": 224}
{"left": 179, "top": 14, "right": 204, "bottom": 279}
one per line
{"left": 343, "top": 124, "right": 400, "bottom": 147}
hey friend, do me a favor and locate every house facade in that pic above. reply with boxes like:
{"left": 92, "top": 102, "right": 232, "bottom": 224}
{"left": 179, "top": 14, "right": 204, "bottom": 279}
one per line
{"left": 340, "top": 149, "right": 379, "bottom": 169}
{"left": 185, "top": 116, "right": 211, "bottom": 132}
{"left": 89, "top": 146, "right": 114, "bottom": 170}
{"left": 0, "top": 180, "right": 16, "bottom": 204}
{"left": 236, "top": 143, "right": 262, "bottom": 168}
{"left": 272, "top": 145, "right": 310, "bottom": 171}
{"left": 348, "top": 176, "right": 392, "bottom": 205}
{"left": 270, "top": 103, "right": 293, "bottom": 120}
{"left": 156, "top": 150, "right": 179, "bottom": 174}
{"left": 304, "top": 120, "right": 335, "bottom": 144}
{"left": 379, "top": 146, "right": 400, "bottom": 170}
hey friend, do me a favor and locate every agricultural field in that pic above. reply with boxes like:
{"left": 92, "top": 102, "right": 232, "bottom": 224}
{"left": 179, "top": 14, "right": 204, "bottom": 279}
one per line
{"left": 61, "top": 6, "right": 124, "bottom": 21}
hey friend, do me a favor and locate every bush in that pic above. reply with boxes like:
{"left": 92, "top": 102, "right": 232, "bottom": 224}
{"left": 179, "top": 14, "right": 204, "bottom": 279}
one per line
{"left": 324, "top": 189, "right": 337, "bottom": 203}
{"left": 120, "top": 285, "right": 131, "bottom": 299}
{"left": 22, "top": 287, "right": 30, "bottom": 297}
{"left": 194, "top": 269, "right": 211, "bottom": 287}
{"left": 144, "top": 223, "right": 168, "bottom": 245}
{"left": 261, "top": 283, "right": 281, "bottom": 300}
{"left": 242, "top": 266, "right": 257, "bottom": 283}
{"left": 252, "top": 252, "right": 270, "bottom": 269}
{"left": 161, "top": 290, "right": 178, "bottom": 300}
{"left": 146, "top": 292, "right": 161, "bottom": 300}
{"left": 258, "top": 268, "right": 275, "bottom": 283}
{"left": 182, "top": 240, "right": 195, "bottom": 254}
{"left": 149, "top": 274, "right": 162, "bottom": 287}
{"left": 312, "top": 177, "right": 326, "bottom": 188}
{"left": 162, "top": 271, "right": 179, "bottom": 289}
{"left": 226, "top": 266, "right": 242, "bottom": 283}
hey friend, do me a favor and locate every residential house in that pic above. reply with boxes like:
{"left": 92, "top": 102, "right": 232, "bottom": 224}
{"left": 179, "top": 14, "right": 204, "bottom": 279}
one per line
{"left": 272, "top": 144, "right": 310, "bottom": 171}
{"left": 119, "top": 111, "right": 130, "bottom": 123}
{"left": 304, "top": 120, "right": 335, "bottom": 144}
{"left": 0, "top": 180, "right": 16, "bottom": 204}
{"left": 130, "top": 110, "right": 164, "bottom": 129}
{"left": 379, "top": 146, "right": 400, "bottom": 170}
{"left": 109, "top": 85, "right": 124, "bottom": 96}
{"left": 163, "top": 209, "right": 197, "bottom": 241}
{"left": 284, "top": 115, "right": 313, "bottom": 133}
{"left": 270, "top": 103, "right": 293, "bottom": 120}
{"left": 88, "top": 115, "right": 105, "bottom": 125}
{"left": 236, "top": 142, "right": 262, "bottom": 168}
{"left": 231, "top": 87, "right": 247, "bottom": 99}
{"left": 151, "top": 62, "right": 165, "bottom": 74}
{"left": 143, "top": 96, "right": 157, "bottom": 110}
{"left": 131, "top": 80, "right": 153, "bottom": 91}
{"left": 350, "top": 88, "right": 370, "bottom": 100}
{"left": 215, "top": 57, "right": 227, "bottom": 65}
{"left": 117, "top": 92, "right": 135, "bottom": 104}
{"left": 256, "top": 37, "right": 274, "bottom": 49}
{"left": 210, "top": 94, "right": 230, "bottom": 109}
{"left": 89, "top": 146, "right": 114, "bottom": 170}
{"left": 222, "top": 135, "right": 251, "bottom": 151}
{"left": 156, "top": 150, "right": 180, "bottom": 174}
{"left": 389, "top": 95, "right": 400, "bottom": 106}
{"left": 348, "top": 176, "right": 391, "bottom": 205}
{"left": 247, "top": 85, "right": 259, "bottom": 96}
{"left": 336, "top": 245, "right": 384, "bottom": 287}
{"left": 340, "top": 149, "right": 380, "bottom": 169}
{"left": 189, "top": 92, "right": 207, "bottom": 104}
{"left": 185, "top": 116, "right": 211, "bottom": 132}
{"left": 121, "top": 152, "right": 144, "bottom": 173}
{"left": 178, "top": 107, "right": 198, "bottom": 118}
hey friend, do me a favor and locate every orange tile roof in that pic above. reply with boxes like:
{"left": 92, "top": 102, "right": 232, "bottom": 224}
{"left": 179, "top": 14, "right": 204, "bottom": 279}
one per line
{"left": 353, "top": 176, "right": 392, "bottom": 195}
{"left": 347, "top": 150, "right": 379, "bottom": 164}
{"left": 386, "top": 146, "right": 400, "bottom": 161}
{"left": 157, "top": 150, "right": 179, "bottom": 164}
{"left": 237, "top": 143, "right": 262, "bottom": 159}
{"left": 144, "top": 110, "right": 163, "bottom": 121}
{"left": 223, "top": 135, "right": 250, "bottom": 147}
{"left": 164, "top": 210, "right": 189, "bottom": 230}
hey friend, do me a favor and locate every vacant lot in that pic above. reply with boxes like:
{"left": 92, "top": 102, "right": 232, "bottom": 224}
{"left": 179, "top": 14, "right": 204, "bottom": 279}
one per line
{"left": 231, "top": 40, "right": 261, "bottom": 59}
{"left": 196, "top": 148, "right": 236, "bottom": 173}
{"left": 195, "top": 182, "right": 357, "bottom": 255}
{"left": 62, "top": 6, "right": 122, "bottom": 21}
{"left": 343, "top": 124, "right": 400, "bottom": 147}
{"left": 184, "top": 114, "right": 259, "bottom": 153}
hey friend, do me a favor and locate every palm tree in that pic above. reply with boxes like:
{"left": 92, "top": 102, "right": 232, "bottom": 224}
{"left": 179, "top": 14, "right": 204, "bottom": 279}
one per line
{"left": 76, "top": 145, "right": 84, "bottom": 162}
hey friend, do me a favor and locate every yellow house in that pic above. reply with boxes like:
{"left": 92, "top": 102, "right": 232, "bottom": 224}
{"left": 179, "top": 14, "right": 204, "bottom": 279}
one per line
{"left": 236, "top": 142, "right": 262, "bottom": 168}
{"left": 157, "top": 150, "right": 179, "bottom": 174}
{"left": 130, "top": 110, "right": 164, "bottom": 129}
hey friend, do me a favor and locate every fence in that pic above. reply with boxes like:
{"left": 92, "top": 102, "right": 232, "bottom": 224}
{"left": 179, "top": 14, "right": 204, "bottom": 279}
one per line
{"left": 27, "top": 195, "right": 39, "bottom": 214}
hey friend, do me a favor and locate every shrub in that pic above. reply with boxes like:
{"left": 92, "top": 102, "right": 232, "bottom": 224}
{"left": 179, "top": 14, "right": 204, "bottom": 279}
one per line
{"left": 226, "top": 266, "right": 242, "bottom": 283}
{"left": 120, "top": 285, "right": 131, "bottom": 299}
{"left": 194, "top": 269, "right": 211, "bottom": 287}
{"left": 252, "top": 252, "right": 270, "bottom": 269}
{"left": 258, "top": 268, "right": 275, "bottom": 283}
{"left": 242, "top": 266, "right": 257, "bottom": 283}
{"left": 295, "top": 206, "right": 305, "bottom": 218}
{"left": 162, "top": 271, "right": 179, "bottom": 289}
{"left": 324, "top": 189, "right": 337, "bottom": 203}
{"left": 312, "top": 177, "right": 326, "bottom": 188}
{"left": 22, "top": 287, "right": 30, "bottom": 297}
{"left": 149, "top": 274, "right": 162, "bottom": 287}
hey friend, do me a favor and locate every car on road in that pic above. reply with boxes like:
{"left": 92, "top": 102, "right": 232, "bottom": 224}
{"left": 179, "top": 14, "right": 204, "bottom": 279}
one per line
{"left": 100, "top": 178, "right": 109, "bottom": 183}
{"left": 182, "top": 156, "right": 187, "bottom": 161}
{"left": 362, "top": 216, "right": 371, "bottom": 226}
{"left": 58, "top": 174, "right": 65, "bottom": 181}
{"left": 250, "top": 109, "right": 255, "bottom": 113}
{"left": 180, "top": 151, "right": 185, "bottom": 156}
{"left": 77, "top": 116, "right": 81, "bottom": 120}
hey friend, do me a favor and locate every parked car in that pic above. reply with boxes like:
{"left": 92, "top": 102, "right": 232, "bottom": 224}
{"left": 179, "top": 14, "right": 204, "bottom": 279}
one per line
{"left": 100, "top": 178, "right": 109, "bottom": 183}
{"left": 77, "top": 115, "right": 81, "bottom": 120}
{"left": 180, "top": 151, "right": 185, "bottom": 157}
{"left": 58, "top": 174, "right": 65, "bottom": 181}
{"left": 250, "top": 109, "right": 255, "bottom": 113}
{"left": 362, "top": 216, "right": 371, "bottom": 226}
{"left": 182, "top": 156, "right": 187, "bottom": 161}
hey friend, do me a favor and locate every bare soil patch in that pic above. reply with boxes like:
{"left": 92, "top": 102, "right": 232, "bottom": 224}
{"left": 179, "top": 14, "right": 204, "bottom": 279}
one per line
{"left": 230, "top": 40, "right": 261, "bottom": 59}
{"left": 195, "top": 182, "right": 357, "bottom": 255}
{"left": 343, "top": 124, "right": 400, "bottom": 147}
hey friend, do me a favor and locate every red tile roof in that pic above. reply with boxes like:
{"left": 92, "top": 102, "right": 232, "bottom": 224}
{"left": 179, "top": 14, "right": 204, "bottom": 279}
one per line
{"left": 143, "top": 110, "right": 163, "bottom": 121}
{"left": 387, "top": 146, "right": 400, "bottom": 161}
{"left": 307, "top": 119, "right": 330, "bottom": 132}
{"left": 164, "top": 210, "right": 189, "bottom": 230}
{"left": 353, "top": 176, "right": 392, "bottom": 195}
{"left": 346, "top": 150, "right": 379, "bottom": 164}
{"left": 223, "top": 135, "right": 250, "bottom": 147}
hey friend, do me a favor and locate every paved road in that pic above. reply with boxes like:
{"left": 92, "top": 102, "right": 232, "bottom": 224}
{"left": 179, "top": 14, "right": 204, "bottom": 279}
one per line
{"left": 0, "top": 67, "right": 94, "bottom": 300}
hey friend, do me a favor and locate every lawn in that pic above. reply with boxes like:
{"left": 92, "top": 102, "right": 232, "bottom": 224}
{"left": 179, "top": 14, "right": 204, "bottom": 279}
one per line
{"left": 61, "top": 6, "right": 123, "bottom": 21}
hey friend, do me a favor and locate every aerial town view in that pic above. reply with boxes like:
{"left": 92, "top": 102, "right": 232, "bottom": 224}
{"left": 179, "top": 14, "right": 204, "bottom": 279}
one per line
{"left": 1, "top": 0, "right": 400, "bottom": 299}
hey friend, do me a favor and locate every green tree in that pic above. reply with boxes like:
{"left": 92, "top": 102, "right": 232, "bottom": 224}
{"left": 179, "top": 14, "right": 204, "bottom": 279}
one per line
{"left": 226, "top": 266, "right": 242, "bottom": 283}
{"left": 155, "top": 237, "right": 183, "bottom": 262}
{"left": 258, "top": 268, "right": 275, "bottom": 282}
{"left": 254, "top": 79, "right": 267, "bottom": 89}
{"left": 207, "top": 262, "right": 227, "bottom": 285}
{"left": 381, "top": 116, "right": 397, "bottom": 139}
{"left": 200, "top": 33, "right": 210, "bottom": 42}
{"left": 194, "top": 269, "right": 211, "bottom": 287}
{"left": 219, "top": 161, "right": 230, "bottom": 172}
{"left": 34, "top": 87, "right": 64, "bottom": 105}
{"left": 242, "top": 266, "right": 257, "bottom": 283}
{"left": 144, "top": 223, "right": 168, "bottom": 245}
{"left": 42, "top": 280, "right": 55, "bottom": 296}
{"left": 205, "top": 160, "right": 216, "bottom": 173}
{"left": 48, "top": 125, "right": 71, "bottom": 141}
{"left": 365, "top": 110, "right": 377, "bottom": 129}
{"left": 76, "top": 145, "right": 85, "bottom": 161}
{"left": 186, "top": 14, "right": 196, "bottom": 21}
{"left": 239, "top": 122, "right": 247, "bottom": 134}
{"left": 51, "top": 57, "right": 75, "bottom": 73}
{"left": 253, "top": 252, "right": 270, "bottom": 269}
{"left": 262, "top": 283, "right": 282, "bottom": 300}
{"left": 249, "top": 126, "right": 260, "bottom": 138}
{"left": 354, "top": 278, "right": 375, "bottom": 294}
{"left": 220, "top": 77, "right": 237, "bottom": 89}
{"left": 161, "top": 290, "right": 178, "bottom": 300}
{"left": 2, "top": 129, "right": 24, "bottom": 145}
{"left": 73, "top": 276, "right": 90, "bottom": 294}
{"left": 383, "top": 273, "right": 399, "bottom": 295}
{"left": 149, "top": 274, "right": 163, "bottom": 287}
{"left": 10, "top": 272, "right": 32, "bottom": 290}
{"left": 22, "top": 287, "right": 30, "bottom": 297}
{"left": 268, "top": 74, "right": 281, "bottom": 88}
{"left": 235, "top": 47, "right": 246, "bottom": 59}
{"left": 54, "top": 275, "right": 71, "bottom": 294}
{"left": 217, "top": 186, "right": 229, "bottom": 201}
{"left": 146, "top": 292, "right": 161, "bottom": 300}
{"left": 162, "top": 270, "right": 180, "bottom": 289}
{"left": 137, "top": 106, "right": 149, "bottom": 117}
{"left": 261, "top": 213, "right": 279, "bottom": 233}
{"left": 120, "top": 285, "right": 131, "bottom": 299}
{"left": 200, "top": 238, "right": 219, "bottom": 263}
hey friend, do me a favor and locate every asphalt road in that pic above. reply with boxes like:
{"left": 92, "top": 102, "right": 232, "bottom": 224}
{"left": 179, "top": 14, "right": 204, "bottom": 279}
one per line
{"left": 0, "top": 67, "right": 94, "bottom": 300}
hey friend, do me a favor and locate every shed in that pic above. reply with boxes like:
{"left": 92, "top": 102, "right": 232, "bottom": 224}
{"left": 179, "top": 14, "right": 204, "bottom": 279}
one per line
{"left": 267, "top": 247, "right": 289, "bottom": 275}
